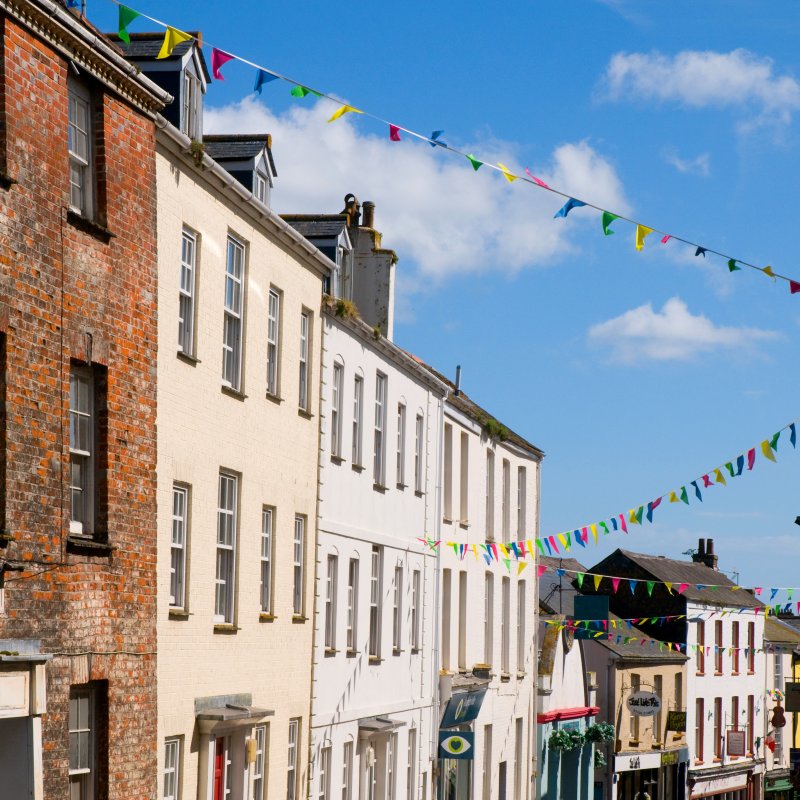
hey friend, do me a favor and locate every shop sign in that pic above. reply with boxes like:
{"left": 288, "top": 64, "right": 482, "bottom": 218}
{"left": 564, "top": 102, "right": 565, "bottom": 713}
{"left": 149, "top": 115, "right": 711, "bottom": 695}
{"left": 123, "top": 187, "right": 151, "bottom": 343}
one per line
{"left": 727, "top": 730, "right": 746, "bottom": 757}
{"left": 438, "top": 730, "right": 474, "bottom": 760}
{"left": 440, "top": 687, "right": 487, "bottom": 729}
{"left": 666, "top": 711, "right": 686, "bottom": 732}
{"left": 627, "top": 691, "right": 662, "bottom": 717}
{"left": 615, "top": 752, "right": 662, "bottom": 772}
{"left": 785, "top": 683, "right": 800, "bottom": 713}
{"left": 661, "top": 751, "right": 679, "bottom": 766}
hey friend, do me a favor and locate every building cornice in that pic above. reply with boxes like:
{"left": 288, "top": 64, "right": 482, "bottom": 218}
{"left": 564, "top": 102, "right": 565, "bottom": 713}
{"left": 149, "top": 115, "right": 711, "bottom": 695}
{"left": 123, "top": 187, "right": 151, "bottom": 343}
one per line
{"left": 0, "top": 0, "right": 171, "bottom": 114}
{"left": 156, "top": 117, "right": 333, "bottom": 281}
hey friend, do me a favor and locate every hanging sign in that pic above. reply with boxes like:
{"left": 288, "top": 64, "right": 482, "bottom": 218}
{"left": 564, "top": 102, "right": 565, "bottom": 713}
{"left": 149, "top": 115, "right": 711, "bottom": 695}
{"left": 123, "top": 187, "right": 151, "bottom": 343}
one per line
{"left": 666, "top": 711, "right": 686, "bottom": 732}
{"left": 438, "top": 731, "right": 474, "bottom": 760}
{"left": 627, "top": 692, "right": 661, "bottom": 717}
{"left": 727, "top": 730, "right": 746, "bottom": 757}
{"left": 785, "top": 683, "right": 800, "bottom": 713}
{"left": 440, "top": 687, "right": 487, "bottom": 729}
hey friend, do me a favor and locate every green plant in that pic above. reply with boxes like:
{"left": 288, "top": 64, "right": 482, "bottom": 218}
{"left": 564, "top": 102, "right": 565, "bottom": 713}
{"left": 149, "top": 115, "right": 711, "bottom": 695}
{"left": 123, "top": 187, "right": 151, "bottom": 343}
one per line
{"left": 334, "top": 298, "right": 358, "bottom": 319}
{"left": 585, "top": 722, "right": 615, "bottom": 743}
{"left": 548, "top": 728, "right": 585, "bottom": 753}
{"left": 189, "top": 139, "right": 205, "bottom": 166}
{"left": 372, "top": 324, "right": 381, "bottom": 340}
{"left": 477, "top": 414, "right": 509, "bottom": 442}
{"left": 594, "top": 750, "right": 607, "bottom": 768}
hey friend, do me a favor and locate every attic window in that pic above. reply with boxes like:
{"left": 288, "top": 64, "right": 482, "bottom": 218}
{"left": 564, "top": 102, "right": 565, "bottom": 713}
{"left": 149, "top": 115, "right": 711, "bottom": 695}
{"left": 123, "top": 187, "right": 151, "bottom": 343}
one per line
{"left": 182, "top": 71, "right": 200, "bottom": 140}
{"left": 255, "top": 172, "right": 268, "bottom": 204}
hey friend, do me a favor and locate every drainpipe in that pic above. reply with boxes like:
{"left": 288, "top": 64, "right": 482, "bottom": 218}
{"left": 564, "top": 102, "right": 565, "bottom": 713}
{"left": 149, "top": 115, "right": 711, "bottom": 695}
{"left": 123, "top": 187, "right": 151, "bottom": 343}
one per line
{"left": 530, "top": 457, "right": 543, "bottom": 793}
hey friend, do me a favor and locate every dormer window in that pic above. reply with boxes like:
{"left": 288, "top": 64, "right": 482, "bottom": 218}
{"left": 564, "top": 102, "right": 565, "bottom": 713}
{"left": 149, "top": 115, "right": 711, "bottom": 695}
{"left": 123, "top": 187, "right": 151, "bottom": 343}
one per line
{"left": 182, "top": 70, "right": 200, "bottom": 139}
{"left": 339, "top": 245, "right": 353, "bottom": 301}
{"left": 255, "top": 171, "right": 268, "bottom": 204}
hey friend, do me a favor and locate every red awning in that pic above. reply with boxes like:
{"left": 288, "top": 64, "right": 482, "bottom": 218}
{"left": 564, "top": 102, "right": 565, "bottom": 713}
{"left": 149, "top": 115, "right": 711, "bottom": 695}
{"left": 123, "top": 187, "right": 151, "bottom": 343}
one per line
{"left": 537, "top": 706, "right": 599, "bottom": 724}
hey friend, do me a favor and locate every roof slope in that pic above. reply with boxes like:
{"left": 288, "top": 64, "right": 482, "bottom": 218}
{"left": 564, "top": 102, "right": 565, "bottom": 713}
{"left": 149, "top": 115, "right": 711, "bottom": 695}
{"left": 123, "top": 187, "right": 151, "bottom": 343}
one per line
{"left": 108, "top": 33, "right": 212, "bottom": 81}
{"left": 281, "top": 215, "right": 349, "bottom": 239}
{"left": 539, "top": 557, "right": 587, "bottom": 616}
{"left": 593, "top": 613, "right": 688, "bottom": 662}
{"left": 766, "top": 616, "right": 800, "bottom": 645}
{"left": 203, "top": 134, "right": 270, "bottom": 161}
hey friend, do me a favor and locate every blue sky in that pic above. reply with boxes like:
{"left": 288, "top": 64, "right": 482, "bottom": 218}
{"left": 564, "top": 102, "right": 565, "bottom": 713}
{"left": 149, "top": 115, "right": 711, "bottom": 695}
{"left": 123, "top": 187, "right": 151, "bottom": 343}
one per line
{"left": 90, "top": 0, "right": 800, "bottom": 590}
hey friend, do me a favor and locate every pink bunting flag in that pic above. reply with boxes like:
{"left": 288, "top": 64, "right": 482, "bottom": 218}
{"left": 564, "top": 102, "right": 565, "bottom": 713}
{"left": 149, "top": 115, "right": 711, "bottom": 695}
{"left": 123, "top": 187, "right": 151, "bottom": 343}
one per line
{"left": 612, "top": 578, "right": 621, "bottom": 593}
{"left": 702, "top": 474, "right": 713, "bottom": 488}
{"left": 747, "top": 448, "right": 756, "bottom": 470}
{"left": 619, "top": 514, "right": 628, "bottom": 533}
{"left": 389, "top": 124, "right": 402, "bottom": 142}
{"left": 660, "top": 235, "right": 671, "bottom": 244}
{"left": 524, "top": 168, "right": 550, "bottom": 189}
{"left": 791, "top": 280, "right": 800, "bottom": 294}
{"left": 755, "top": 587, "right": 763, "bottom": 595}
{"left": 678, "top": 583, "right": 689, "bottom": 594}
{"left": 537, "top": 565, "right": 547, "bottom": 577}
{"left": 548, "top": 535, "right": 560, "bottom": 554}
{"left": 211, "top": 48, "right": 235, "bottom": 80}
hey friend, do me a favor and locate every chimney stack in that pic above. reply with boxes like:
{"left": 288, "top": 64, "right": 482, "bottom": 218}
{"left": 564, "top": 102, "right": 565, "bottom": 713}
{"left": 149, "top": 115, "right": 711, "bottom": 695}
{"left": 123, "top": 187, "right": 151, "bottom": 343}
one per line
{"left": 691, "top": 536, "right": 718, "bottom": 570}
{"left": 362, "top": 201, "right": 375, "bottom": 229}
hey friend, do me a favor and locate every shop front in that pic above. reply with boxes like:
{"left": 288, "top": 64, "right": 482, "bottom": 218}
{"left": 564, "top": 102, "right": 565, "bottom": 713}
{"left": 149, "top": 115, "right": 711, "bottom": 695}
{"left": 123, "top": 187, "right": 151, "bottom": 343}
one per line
{"left": 687, "top": 762, "right": 761, "bottom": 800}
{"left": 764, "top": 769, "right": 792, "bottom": 800}
{"left": 614, "top": 747, "right": 689, "bottom": 800}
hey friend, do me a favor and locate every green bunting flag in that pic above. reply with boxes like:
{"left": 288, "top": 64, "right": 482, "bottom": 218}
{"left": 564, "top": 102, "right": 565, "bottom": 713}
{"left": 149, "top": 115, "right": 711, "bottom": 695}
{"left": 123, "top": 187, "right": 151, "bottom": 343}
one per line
{"left": 576, "top": 572, "right": 585, "bottom": 588}
{"left": 118, "top": 5, "right": 141, "bottom": 44}
{"left": 466, "top": 154, "right": 483, "bottom": 171}
{"left": 725, "top": 462, "right": 735, "bottom": 477}
{"left": 770, "top": 432, "right": 780, "bottom": 450}
{"left": 728, "top": 259, "right": 742, "bottom": 272}
{"left": 290, "top": 85, "right": 322, "bottom": 98}
{"left": 680, "top": 486, "right": 689, "bottom": 505}
{"left": 647, "top": 581, "right": 655, "bottom": 597}
{"left": 602, "top": 211, "right": 619, "bottom": 236}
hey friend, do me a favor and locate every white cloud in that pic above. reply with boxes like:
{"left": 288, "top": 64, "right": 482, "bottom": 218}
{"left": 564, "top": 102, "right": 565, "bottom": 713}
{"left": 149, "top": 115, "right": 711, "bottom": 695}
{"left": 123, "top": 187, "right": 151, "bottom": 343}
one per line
{"left": 204, "top": 97, "right": 629, "bottom": 281}
{"left": 662, "top": 148, "right": 710, "bottom": 177}
{"left": 587, "top": 297, "right": 779, "bottom": 362}
{"left": 602, "top": 49, "right": 800, "bottom": 128}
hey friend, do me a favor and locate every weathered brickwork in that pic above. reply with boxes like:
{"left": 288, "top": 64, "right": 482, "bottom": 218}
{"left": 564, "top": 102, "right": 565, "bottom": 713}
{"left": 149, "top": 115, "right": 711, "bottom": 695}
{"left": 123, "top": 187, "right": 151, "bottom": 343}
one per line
{"left": 0, "top": 8, "right": 162, "bottom": 799}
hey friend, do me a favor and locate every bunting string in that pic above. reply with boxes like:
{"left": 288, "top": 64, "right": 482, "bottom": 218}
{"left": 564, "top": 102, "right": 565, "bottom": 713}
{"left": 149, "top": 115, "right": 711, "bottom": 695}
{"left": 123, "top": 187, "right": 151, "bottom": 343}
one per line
{"left": 110, "top": 1, "right": 800, "bottom": 296}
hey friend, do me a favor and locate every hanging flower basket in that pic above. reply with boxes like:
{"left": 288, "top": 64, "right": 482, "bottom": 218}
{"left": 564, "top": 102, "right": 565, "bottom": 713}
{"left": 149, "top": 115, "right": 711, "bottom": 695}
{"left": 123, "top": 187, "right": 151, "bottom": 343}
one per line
{"left": 594, "top": 750, "right": 607, "bottom": 768}
{"left": 548, "top": 728, "right": 586, "bottom": 752}
{"left": 585, "top": 722, "right": 615, "bottom": 743}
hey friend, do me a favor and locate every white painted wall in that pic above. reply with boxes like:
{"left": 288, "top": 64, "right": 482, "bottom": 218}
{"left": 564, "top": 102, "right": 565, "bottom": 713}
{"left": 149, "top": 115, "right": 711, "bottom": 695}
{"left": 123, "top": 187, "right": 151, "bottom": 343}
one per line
{"left": 156, "top": 140, "right": 326, "bottom": 800}
{"left": 310, "top": 311, "right": 446, "bottom": 800}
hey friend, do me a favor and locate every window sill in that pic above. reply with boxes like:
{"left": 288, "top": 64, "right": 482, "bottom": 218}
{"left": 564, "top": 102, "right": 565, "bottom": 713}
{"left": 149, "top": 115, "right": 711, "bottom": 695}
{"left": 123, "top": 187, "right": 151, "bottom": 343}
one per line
{"left": 393, "top": 648, "right": 405, "bottom": 656}
{"left": 66, "top": 535, "right": 113, "bottom": 556}
{"left": 346, "top": 649, "right": 359, "bottom": 658}
{"left": 331, "top": 454, "right": 345, "bottom": 465}
{"left": 500, "top": 672, "right": 511, "bottom": 683}
{"left": 694, "top": 760, "right": 704, "bottom": 766}
{"left": 368, "top": 656, "right": 383, "bottom": 665}
{"left": 714, "top": 671, "right": 723, "bottom": 676}
{"left": 712, "top": 758, "right": 723, "bottom": 763}
{"left": 67, "top": 210, "right": 115, "bottom": 243}
{"left": 414, "top": 490, "right": 425, "bottom": 498}
{"left": 176, "top": 351, "right": 200, "bottom": 367}
{"left": 696, "top": 672, "right": 705, "bottom": 677}
{"left": 168, "top": 608, "right": 190, "bottom": 620}
{"left": 628, "top": 740, "right": 641, "bottom": 747}
{"left": 298, "top": 408, "right": 314, "bottom": 420}
{"left": 259, "top": 613, "right": 277, "bottom": 622}
{"left": 213, "top": 624, "right": 239, "bottom": 634}
{"left": 352, "top": 463, "right": 364, "bottom": 473}
{"left": 373, "top": 483, "right": 387, "bottom": 494}
{"left": 265, "top": 392, "right": 283, "bottom": 405}
{"left": 459, "top": 521, "right": 469, "bottom": 530}
{"left": 516, "top": 671, "right": 526, "bottom": 679}
{"left": 0, "top": 171, "right": 16, "bottom": 190}
{"left": 0, "top": 530, "right": 12, "bottom": 548}
{"left": 396, "top": 483, "right": 406, "bottom": 491}
{"left": 442, "top": 517, "right": 453, "bottom": 525}
{"left": 325, "top": 647, "right": 338, "bottom": 657}
{"left": 292, "top": 614, "right": 308, "bottom": 623}
{"left": 221, "top": 384, "right": 247, "bottom": 401}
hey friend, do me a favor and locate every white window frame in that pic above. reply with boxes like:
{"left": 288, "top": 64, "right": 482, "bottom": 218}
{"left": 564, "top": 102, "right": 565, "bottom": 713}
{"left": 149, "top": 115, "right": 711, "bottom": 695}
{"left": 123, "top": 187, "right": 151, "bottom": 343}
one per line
{"left": 331, "top": 362, "right": 344, "bottom": 457}
{"left": 287, "top": 719, "right": 300, "bottom": 800}
{"left": 299, "top": 310, "right": 311, "bottom": 411}
{"left": 396, "top": 403, "right": 406, "bottom": 487}
{"left": 181, "top": 69, "right": 200, "bottom": 140}
{"left": 267, "top": 289, "right": 281, "bottom": 396}
{"left": 484, "top": 572, "right": 494, "bottom": 665}
{"left": 411, "top": 569, "right": 421, "bottom": 652}
{"left": 318, "top": 745, "right": 332, "bottom": 800}
{"left": 414, "top": 414, "right": 424, "bottom": 493}
{"left": 501, "top": 459, "right": 510, "bottom": 539}
{"left": 368, "top": 545, "right": 383, "bottom": 659}
{"left": 485, "top": 450, "right": 495, "bottom": 541}
{"left": 222, "top": 236, "right": 245, "bottom": 391}
{"left": 458, "top": 571, "right": 467, "bottom": 670}
{"left": 68, "top": 80, "right": 94, "bottom": 218}
{"left": 342, "top": 740, "right": 353, "bottom": 800}
{"left": 252, "top": 725, "right": 266, "bottom": 800}
{"left": 482, "top": 725, "right": 492, "bottom": 800}
{"left": 255, "top": 172, "right": 268, "bottom": 204}
{"left": 170, "top": 484, "right": 189, "bottom": 609}
{"left": 163, "top": 737, "right": 181, "bottom": 800}
{"left": 516, "top": 580, "right": 526, "bottom": 673}
{"left": 407, "top": 728, "right": 417, "bottom": 800}
{"left": 352, "top": 376, "right": 364, "bottom": 466}
{"left": 346, "top": 558, "right": 359, "bottom": 653}
{"left": 387, "top": 734, "right": 396, "bottom": 800}
{"left": 503, "top": 577, "right": 514, "bottom": 674}
{"left": 325, "top": 555, "right": 338, "bottom": 651}
{"left": 260, "top": 507, "right": 274, "bottom": 615}
{"left": 517, "top": 466, "right": 526, "bottom": 539}
{"left": 69, "top": 685, "right": 96, "bottom": 800}
{"left": 178, "top": 229, "right": 197, "bottom": 356}
{"left": 293, "top": 515, "right": 306, "bottom": 616}
{"left": 392, "top": 565, "right": 403, "bottom": 653}
{"left": 443, "top": 424, "right": 453, "bottom": 520}
{"left": 215, "top": 472, "right": 238, "bottom": 624}
{"left": 374, "top": 373, "right": 387, "bottom": 486}
{"left": 69, "top": 365, "right": 95, "bottom": 536}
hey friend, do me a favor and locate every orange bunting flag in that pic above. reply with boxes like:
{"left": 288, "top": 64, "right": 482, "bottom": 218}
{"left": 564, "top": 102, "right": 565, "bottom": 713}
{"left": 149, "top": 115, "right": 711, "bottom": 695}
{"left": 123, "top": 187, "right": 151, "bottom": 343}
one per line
{"left": 328, "top": 104, "right": 363, "bottom": 123}
{"left": 761, "top": 440, "right": 777, "bottom": 462}
{"left": 157, "top": 27, "right": 192, "bottom": 60}
{"left": 635, "top": 225, "right": 654, "bottom": 251}
{"left": 497, "top": 163, "right": 518, "bottom": 183}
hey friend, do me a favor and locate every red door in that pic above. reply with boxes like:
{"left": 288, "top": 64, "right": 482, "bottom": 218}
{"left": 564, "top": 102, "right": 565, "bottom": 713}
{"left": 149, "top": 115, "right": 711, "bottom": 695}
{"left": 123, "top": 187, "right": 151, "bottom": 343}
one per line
{"left": 213, "top": 737, "right": 225, "bottom": 800}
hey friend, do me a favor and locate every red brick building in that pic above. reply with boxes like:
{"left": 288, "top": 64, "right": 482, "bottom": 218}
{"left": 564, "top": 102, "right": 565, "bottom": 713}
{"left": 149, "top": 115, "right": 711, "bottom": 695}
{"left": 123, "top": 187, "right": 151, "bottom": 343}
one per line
{"left": 0, "top": 2, "right": 169, "bottom": 797}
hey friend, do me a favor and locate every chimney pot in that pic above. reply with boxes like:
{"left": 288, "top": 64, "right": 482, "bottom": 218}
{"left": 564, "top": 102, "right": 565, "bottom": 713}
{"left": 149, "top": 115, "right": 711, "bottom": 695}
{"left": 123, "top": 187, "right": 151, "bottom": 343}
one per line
{"left": 706, "top": 539, "right": 714, "bottom": 555}
{"left": 362, "top": 201, "right": 375, "bottom": 229}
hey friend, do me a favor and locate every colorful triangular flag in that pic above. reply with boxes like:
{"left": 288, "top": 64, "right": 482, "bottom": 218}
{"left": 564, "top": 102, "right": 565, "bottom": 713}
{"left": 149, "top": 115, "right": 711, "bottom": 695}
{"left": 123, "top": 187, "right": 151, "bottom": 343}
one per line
{"left": 118, "top": 5, "right": 141, "bottom": 44}
{"left": 554, "top": 198, "right": 586, "bottom": 218}
{"left": 254, "top": 69, "right": 279, "bottom": 94}
{"left": 211, "top": 48, "right": 235, "bottom": 81}
{"left": 602, "top": 211, "right": 619, "bottom": 236}
{"left": 157, "top": 27, "right": 193, "bottom": 60}
{"left": 635, "top": 224, "right": 654, "bottom": 251}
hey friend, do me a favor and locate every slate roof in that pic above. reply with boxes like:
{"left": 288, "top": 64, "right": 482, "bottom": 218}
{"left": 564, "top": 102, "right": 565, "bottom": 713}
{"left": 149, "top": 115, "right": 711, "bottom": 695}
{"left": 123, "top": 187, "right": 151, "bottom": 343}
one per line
{"left": 203, "top": 135, "right": 269, "bottom": 161}
{"left": 592, "top": 613, "right": 688, "bottom": 662}
{"left": 765, "top": 616, "right": 800, "bottom": 646}
{"left": 107, "top": 33, "right": 211, "bottom": 81}
{"left": 539, "top": 557, "right": 587, "bottom": 616}
{"left": 593, "top": 548, "right": 762, "bottom": 609}
{"left": 281, "top": 215, "right": 349, "bottom": 239}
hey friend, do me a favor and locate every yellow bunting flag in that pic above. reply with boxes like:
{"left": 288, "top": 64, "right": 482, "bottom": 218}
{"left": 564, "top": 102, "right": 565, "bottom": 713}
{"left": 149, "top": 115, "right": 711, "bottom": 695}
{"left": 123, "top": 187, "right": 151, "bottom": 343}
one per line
{"left": 665, "top": 582, "right": 673, "bottom": 594}
{"left": 498, "top": 543, "right": 509, "bottom": 558}
{"left": 593, "top": 574, "right": 602, "bottom": 590}
{"left": 669, "top": 491, "right": 679, "bottom": 503}
{"left": 762, "top": 265, "right": 776, "bottom": 279}
{"left": 714, "top": 468, "right": 726, "bottom": 486}
{"left": 761, "top": 440, "right": 777, "bottom": 462}
{"left": 328, "top": 104, "right": 363, "bottom": 123}
{"left": 518, "top": 562, "right": 528, "bottom": 576}
{"left": 590, "top": 523, "right": 598, "bottom": 543}
{"left": 497, "top": 163, "right": 518, "bottom": 183}
{"left": 635, "top": 225, "right": 654, "bottom": 251}
{"left": 472, "top": 544, "right": 479, "bottom": 560}
{"left": 628, "top": 508, "right": 640, "bottom": 525}
{"left": 557, "top": 532, "right": 568, "bottom": 549}
{"left": 157, "top": 27, "right": 193, "bottom": 60}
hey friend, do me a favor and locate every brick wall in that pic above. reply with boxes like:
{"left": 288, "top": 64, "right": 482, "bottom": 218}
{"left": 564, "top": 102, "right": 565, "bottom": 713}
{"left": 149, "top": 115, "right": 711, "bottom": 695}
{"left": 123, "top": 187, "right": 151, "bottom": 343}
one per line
{"left": 0, "top": 10, "right": 159, "bottom": 799}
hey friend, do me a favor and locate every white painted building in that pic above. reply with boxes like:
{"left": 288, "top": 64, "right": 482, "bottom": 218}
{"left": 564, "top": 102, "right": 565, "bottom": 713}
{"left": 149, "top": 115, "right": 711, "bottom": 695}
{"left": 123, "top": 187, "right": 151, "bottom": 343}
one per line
{"left": 309, "top": 295, "right": 447, "bottom": 800}
{"left": 435, "top": 385, "right": 543, "bottom": 800}
{"left": 115, "top": 35, "right": 336, "bottom": 800}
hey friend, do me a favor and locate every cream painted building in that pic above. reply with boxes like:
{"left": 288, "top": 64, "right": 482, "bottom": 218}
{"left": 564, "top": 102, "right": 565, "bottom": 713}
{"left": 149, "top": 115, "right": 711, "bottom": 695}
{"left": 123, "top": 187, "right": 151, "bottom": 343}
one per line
{"left": 113, "top": 35, "right": 335, "bottom": 800}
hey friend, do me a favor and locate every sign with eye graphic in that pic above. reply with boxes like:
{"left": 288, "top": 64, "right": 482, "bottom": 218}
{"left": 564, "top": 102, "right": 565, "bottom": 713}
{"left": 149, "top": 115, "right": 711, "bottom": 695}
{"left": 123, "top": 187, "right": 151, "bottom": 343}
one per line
{"left": 438, "top": 731, "right": 475, "bottom": 760}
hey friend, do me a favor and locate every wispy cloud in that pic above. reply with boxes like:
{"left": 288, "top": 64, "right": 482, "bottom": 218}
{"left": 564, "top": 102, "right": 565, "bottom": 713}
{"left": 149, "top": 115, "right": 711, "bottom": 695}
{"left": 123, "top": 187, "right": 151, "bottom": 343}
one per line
{"left": 601, "top": 49, "right": 800, "bottom": 130}
{"left": 662, "top": 148, "right": 711, "bottom": 177}
{"left": 204, "top": 98, "right": 629, "bottom": 282}
{"left": 588, "top": 297, "right": 779, "bottom": 362}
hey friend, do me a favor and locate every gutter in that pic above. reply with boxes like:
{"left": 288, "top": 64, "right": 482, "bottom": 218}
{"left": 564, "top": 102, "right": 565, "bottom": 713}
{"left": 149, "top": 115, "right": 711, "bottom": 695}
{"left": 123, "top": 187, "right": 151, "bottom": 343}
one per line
{"left": 155, "top": 116, "right": 333, "bottom": 281}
